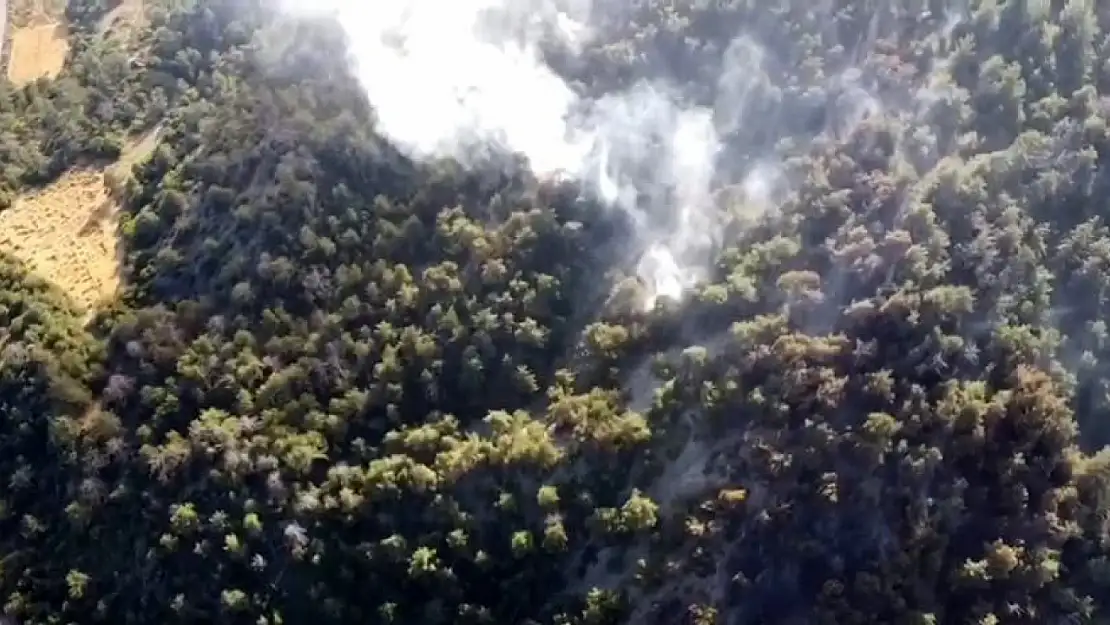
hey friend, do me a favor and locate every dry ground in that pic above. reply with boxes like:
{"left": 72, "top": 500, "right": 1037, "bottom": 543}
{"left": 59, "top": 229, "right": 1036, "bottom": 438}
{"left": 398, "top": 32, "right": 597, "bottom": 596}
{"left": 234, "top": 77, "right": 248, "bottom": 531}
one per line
{"left": 8, "top": 0, "right": 64, "bottom": 27}
{"left": 5, "top": 0, "right": 147, "bottom": 84}
{"left": 6, "top": 0, "right": 69, "bottom": 85}
{"left": 97, "top": 0, "right": 146, "bottom": 39}
{"left": 0, "top": 128, "right": 161, "bottom": 311}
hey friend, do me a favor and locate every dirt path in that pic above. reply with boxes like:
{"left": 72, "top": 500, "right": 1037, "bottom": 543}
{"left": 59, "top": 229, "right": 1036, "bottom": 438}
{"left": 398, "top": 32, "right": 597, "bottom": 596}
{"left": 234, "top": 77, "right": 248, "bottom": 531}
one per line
{"left": 97, "top": 0, "right": 145, "bottom": 37}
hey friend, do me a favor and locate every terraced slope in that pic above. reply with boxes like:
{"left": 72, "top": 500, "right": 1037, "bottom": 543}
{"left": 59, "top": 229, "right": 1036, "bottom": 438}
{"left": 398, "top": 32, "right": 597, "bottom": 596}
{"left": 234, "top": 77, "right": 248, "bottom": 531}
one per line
{"left": 0, "top": 128, "right": 160, "bottom": 311}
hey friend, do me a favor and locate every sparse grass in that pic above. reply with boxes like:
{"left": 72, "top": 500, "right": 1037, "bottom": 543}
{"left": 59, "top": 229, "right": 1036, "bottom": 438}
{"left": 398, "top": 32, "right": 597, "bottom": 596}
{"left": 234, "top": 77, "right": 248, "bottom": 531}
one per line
{"left": 6, "top": 0, "right": 69, "bottom": 85}
{"left": 0, "top": 127, "right": 160, "bottom": 311}
{"left": 7, "top": 22, "right": 69, "bottom": 85}
{"left": 9, "top": 0, "right": 65, "bottom": 28}
{"left": 97, "top": 0, "right": 147, "bottom": 40}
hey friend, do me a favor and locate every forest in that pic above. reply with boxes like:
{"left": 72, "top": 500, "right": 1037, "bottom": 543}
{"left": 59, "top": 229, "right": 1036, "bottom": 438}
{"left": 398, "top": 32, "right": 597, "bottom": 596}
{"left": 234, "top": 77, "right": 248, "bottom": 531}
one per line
{"left": 4, "top": 0, "right": 1110, "bottom": 623}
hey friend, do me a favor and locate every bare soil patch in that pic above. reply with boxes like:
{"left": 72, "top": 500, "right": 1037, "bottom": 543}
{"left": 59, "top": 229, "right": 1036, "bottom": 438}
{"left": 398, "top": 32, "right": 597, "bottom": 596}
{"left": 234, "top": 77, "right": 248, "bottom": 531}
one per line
{"left": 97, "top": 0, "right": 146, "bottom": 41}
{"left": 0, "top": 127, "right": 161, "bottom": 311}
{"left": 7, "top": 21, "right": 68, "bottom": 84}
{"left": 9, "top": 0, "right": 64, "bottom": 28}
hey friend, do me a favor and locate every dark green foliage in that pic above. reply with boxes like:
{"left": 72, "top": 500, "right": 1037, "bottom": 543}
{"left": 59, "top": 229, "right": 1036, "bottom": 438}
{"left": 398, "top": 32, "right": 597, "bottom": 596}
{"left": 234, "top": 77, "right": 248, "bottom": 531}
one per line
{"left": 6, "top": 0, "right": 1110, "bottom": 624}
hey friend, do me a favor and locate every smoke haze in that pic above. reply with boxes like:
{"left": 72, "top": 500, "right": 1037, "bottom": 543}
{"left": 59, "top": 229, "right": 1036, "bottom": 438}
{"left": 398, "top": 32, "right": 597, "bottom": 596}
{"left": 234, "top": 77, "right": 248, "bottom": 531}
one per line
{"left": 278, "top": 0, "right": 744, "bottom": 308}
{"left": 275, "top": 0, "right": 976, "bottom": 313}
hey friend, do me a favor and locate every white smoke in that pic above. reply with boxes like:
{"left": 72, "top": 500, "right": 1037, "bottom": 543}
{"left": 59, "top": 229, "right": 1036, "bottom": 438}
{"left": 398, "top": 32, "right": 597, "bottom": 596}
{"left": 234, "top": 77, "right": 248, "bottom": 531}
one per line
{"left": 279, "top": 0, "right": 748, "bottom": 309}
{"left": 335, "top": 0, "right": 589, "bottom": 174}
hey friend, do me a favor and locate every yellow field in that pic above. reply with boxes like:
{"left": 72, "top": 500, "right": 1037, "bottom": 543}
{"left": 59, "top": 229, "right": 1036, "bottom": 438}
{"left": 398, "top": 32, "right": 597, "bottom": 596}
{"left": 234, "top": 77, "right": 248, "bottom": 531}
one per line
{"left": 7, "top": 21, "right": 68, "bottom": 84}
{"left": 0, "top": 129, "right": 161, "bottom": 311}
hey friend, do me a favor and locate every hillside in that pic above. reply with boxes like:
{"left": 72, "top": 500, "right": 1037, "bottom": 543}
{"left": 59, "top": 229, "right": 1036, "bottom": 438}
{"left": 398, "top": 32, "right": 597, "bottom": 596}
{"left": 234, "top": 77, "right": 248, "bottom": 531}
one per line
{"left": 6, "top": 0, "right": 69, "bottom": 85}
{"left": 4, "top": 0, "right": 1110, "bottom": 624}
{"left": 0, "top": 127, "right": 159, "bottom": 312}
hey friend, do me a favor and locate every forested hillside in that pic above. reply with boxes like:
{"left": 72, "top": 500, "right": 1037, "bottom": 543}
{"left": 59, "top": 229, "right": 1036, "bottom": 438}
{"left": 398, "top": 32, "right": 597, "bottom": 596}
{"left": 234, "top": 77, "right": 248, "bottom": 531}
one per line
{"left": 5, "top": 0, "right": 1110, "bottom": 623}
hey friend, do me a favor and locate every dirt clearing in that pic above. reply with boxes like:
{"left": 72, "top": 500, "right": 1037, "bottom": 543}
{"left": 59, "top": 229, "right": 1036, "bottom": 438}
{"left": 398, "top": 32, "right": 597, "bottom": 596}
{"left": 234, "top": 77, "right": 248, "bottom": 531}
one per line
{"left": 0, "top": 128, "right": 161, "bottom": 311}
{"left": 97, "top": 0, "right": 146, "bottom": 40}
{"left": 7, "top": 22, "right": 68, "bottom": 84}
{"left": 6, "top": 0, "right": 69, "bottom": 85}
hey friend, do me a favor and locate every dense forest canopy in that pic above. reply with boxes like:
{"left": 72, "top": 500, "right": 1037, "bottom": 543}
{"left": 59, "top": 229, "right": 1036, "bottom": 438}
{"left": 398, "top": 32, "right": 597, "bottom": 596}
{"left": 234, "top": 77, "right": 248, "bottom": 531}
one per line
{"left": 5, "top": 0, "right": 1110, "bottom": 623}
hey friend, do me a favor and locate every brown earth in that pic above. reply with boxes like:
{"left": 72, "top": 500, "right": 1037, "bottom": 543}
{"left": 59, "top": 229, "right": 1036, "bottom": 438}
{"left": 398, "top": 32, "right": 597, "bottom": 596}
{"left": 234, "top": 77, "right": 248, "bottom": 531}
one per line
{"left": 6, "top": 0, "right": 69, "bottom": 85}
{"left": 9, "top": 0, "right": 64, "bottom": 28}
{"left": 97, "top": 0, "right": 146, "bottom": 41}
{"left": 0, "top": 128, "right": 161, "bottom": 312}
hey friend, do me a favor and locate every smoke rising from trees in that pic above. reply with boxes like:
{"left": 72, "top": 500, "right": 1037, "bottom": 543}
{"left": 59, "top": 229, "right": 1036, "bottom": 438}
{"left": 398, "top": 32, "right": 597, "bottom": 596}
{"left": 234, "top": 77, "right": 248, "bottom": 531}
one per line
{"left": 281, "top": 0, "right": 762, "bottom": 307}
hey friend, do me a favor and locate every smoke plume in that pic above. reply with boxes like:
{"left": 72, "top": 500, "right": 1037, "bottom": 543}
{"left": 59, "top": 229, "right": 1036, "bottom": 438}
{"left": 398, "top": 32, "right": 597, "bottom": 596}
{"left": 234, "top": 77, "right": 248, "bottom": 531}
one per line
{"left": 279, "top": 0, "right": 746, "bottom": 309}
